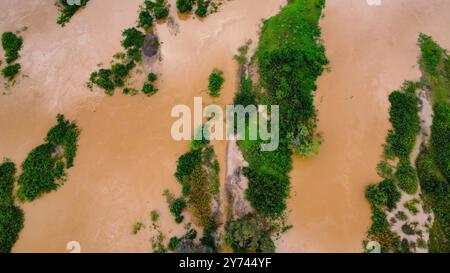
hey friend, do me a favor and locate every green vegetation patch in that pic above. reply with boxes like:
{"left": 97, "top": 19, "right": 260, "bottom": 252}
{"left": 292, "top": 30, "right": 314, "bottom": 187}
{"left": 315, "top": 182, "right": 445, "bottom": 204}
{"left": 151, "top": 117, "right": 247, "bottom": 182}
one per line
{"left": 208, "top": 68, "right": 224, "bottom": 97}
{"left": 0, "top": 160, "right": 24, "bottom": 253}
{"left": 1, "top": 32, "right": 23, "bottom": 81}
{"left": 415, "top": 35, "right": 450, "bottom": 252}
{"left": 56, "top": 0, "right": 90, "bottom": 26}
{"left": 1, "top": 32, "right": 23, "bottom": 64}
{"left": 224, "top": 216, "right": 275, "bottom": 253}
{"left": 17, "top": 114, "right": 80, "bottom": 202}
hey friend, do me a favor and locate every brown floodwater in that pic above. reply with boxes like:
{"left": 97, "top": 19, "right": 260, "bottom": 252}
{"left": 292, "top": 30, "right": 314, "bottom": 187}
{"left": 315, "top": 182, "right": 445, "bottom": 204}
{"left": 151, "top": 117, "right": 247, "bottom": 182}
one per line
{"left": 0, "top": 0, "right": 285, "bottom": 252}
{"left": 277, "top": 0, "right": 450, "bottom": 252}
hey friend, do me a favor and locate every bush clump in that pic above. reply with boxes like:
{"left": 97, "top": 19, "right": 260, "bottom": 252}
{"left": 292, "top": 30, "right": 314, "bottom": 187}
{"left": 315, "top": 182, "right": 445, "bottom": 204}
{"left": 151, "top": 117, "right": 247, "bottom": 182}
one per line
{"left": 176, "top": 0, "right": 195, "bottom": 13}
{"left": 142, "top": 82, "right": 158, "bottom": 95}
{"left": 395, "top": 159, "right": 418, "bottom": 195}
{"left": 56, "top": 0, "right": 90, "bottom": 26}
{"left": 224, "top": 217, "right": 275, "bottom": 253}
{"left": 1, "top": 32, "right": 23, "bottom": 64}
{"left": 1, "top": 64, "right": 21, "bottom": 81}
{"left": 0, "top": 160, "right": 25, "bottom": 253}
{"left": 16, "top": 114, "right": 80, "bottom": 202}
{"left": 208, "top": 69, "right": 224, "bottom": 97}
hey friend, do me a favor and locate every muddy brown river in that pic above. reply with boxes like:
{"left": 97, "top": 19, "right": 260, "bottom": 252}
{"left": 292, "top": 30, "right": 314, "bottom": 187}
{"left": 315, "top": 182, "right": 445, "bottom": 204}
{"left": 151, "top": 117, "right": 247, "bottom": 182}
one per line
{"left": 0, "top": 0, "right": 449, "bottom": 252}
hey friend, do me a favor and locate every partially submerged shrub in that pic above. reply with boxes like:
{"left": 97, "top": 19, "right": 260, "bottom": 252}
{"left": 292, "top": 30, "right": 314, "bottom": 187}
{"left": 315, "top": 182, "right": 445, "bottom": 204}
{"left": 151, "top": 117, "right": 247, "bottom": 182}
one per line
{"left": 176, "top": 0, "right": 195, "bottom": 13}
{"left": 1, "top": 64, "right": 21, "bottom": 81}
{"left": 56, "top": 0, "right": 90, "bottom": 26}
{"left": 16, "top": 114, "right": 80, "bottom": 202}
{"left": 1, "top": 32, "right": 23, "bottom": 64}
{"left": 208, "top": 68, "right": 224, "bottom": 97}
{"left": 224, "top": 217, "right": 275, "bottom": 253}
{"left": 142, "top": 82, "right": 158, "bottom": 95}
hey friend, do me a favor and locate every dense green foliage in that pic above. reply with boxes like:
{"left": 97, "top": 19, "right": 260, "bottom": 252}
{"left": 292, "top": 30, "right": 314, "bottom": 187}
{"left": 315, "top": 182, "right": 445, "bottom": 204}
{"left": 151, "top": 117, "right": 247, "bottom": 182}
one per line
{"left": 244, "top": 168, "right": 289, "bottom": 217}
{"left": 224, "top": 217, "right": 275, "bottom": 253}
{"left": 414, "top": 34, "right": 450, "bottom": 253}
{"left": 430, "top": 103, "right": 450, "bottom": 181}
{"left": 147, "top": 72, "right": 158, "bottom": 82}
{"left": 142, "top": 82, "right": 158, "bottom": 95}
{"left": 208, "top": 69, "right": 224, "bottom": 97}
{"left": 1, "top": 64, "right": 21, "bottom": 81}
{"left": 395, "top": 159, "right": 418, "bottom": 195}
{"left": 0, "top": 204, "right": 24, "bottom": 253}
{"left": 365, "top": 82, "right": 420, "bottom": 250}
{"left": 152, "top": 0, "right": 170, "bottom": 20}
{"left": 366, "top": 179, "right": 401, "bottom": 211}
{"left": 16, "top": 114, "right": 80, "bottom": 202}
{"left": 385, "top": 86, "right": 421, "bottom": 160}
{"left": 121, "top": 28, "right": 146, "bottom": 49}
{"left": 0, "top": 160, "right": 16, "bottom": 206}
{"left": 195, "top": 0, "right": 210, "bottom": 17}
{"left": 89, "top": 28, "right": 142, "bottom": 95}
{"left": 1, "top": 32, "right": 23, "bottom": 64}
{"left": 0, "top": 160, "right": 24, "bottom": 253}
{"left": 416, "top": 149, "right": 450, "bottom": 252}
{"left": 138, "top": 9, "right": 154, "bottom": 29}
{"left": 170, "top": 198, "right": 187, "bottom": 223}
{"left": 177, "top": 0, "right": 195, "bottom": 13}
{"left": 56, "top": 0, "right": 90, "bottom": 26}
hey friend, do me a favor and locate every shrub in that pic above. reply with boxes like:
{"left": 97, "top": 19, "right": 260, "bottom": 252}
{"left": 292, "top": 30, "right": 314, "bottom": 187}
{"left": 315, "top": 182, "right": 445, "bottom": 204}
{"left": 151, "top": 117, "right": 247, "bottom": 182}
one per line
{"left": 195, "top": 0, "right": 210, "bottom": 17}
{"left": 0, "top": 204, "right": 24, "bottom": 253}
{"left": 147, "top": 72, "right": 158, "bottom": 82}
{"left": 168, "top": 236, "right": 182, "bottom": 250}
{"left": 401, "top": 223, "right": 416, "bottom": 235}
{"left": 1, "top": 63, "right": 21, "bottom": 80}
{"left": 170, "top": 198, "right": 187, "bottom": 224}
{"left": 395, "top": 159, "right": 418, "bottom": 195}
{"left": 56, "top": 0, "right": 90, "bottom": 26}
{"left": 45, "top": 114, "right": 80, "bottom": 168}
{"left": 1, "top": 32, "right": 23, "bottom": 63}
{"left": 396, "top": 211, "right": 408, "bottom": 221}
{"left": 208, "top": 69, "right": 224, "bottom": 97}
{"left": 17, "top": 114, "right": 80, "bottom": 202}
{"left": 132, "top": 222, "right": 144, "bottom": 234}
{"left": 175, "top": 150, "right": 201, "bottom": 182}
{"left": 224, "top": 217, "right": 275, "bottom": 253}
{"left": 430, "top": 103, "right": 450, "bottom": 181}
{"left": 244, "top": 167, "right": 289, "bottom": 217}
{"left": 150, "top": 210, "right": 159, "bottom": 222}
{"left": 386, "top": 89, "right": 420, "bottom": 159}
{"left": 121, "top": 28, "right": 146, "bottom": 49}
{"left": 0, "top": 160, "right": 16, "bottom": 206}
{"left": 418, "top": 33, "right": 444, "bottom": 74}
{"left": 138, "top": 10, "right": 154, "bottom": 29}
{"left": 142, "top": 82, "right": 158, "bottom": 95}
{"left": 153, "top": 0, "right": 170, "bottom": 20}
{"left": 176, "top": 0, "right": 195, "bottom": 13}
